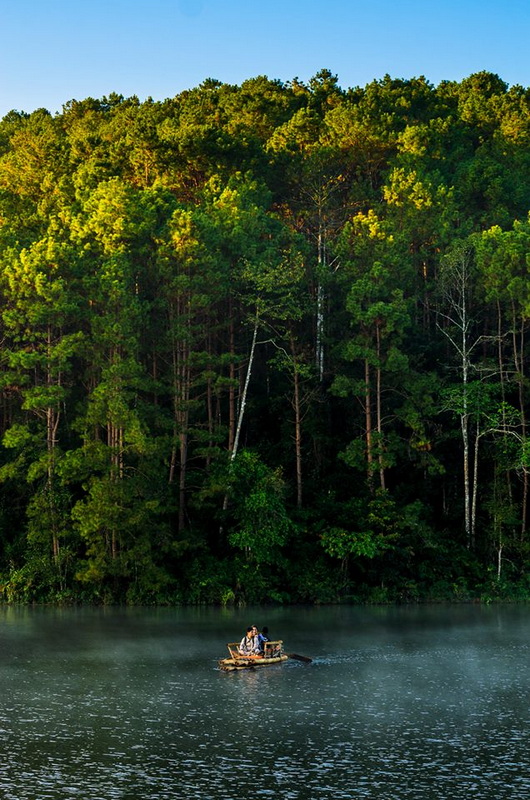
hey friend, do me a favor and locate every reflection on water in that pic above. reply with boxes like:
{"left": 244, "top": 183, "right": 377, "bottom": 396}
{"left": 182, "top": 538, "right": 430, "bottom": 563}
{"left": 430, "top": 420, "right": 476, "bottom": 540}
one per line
{"left": 0, "top": 605, "right": 529, "bottom": 798}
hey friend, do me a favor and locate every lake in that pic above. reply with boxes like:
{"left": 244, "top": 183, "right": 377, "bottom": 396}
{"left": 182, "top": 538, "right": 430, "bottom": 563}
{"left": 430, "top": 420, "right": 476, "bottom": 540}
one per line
{"left": 0, "top": 604, "right": 529, "bottom": 799}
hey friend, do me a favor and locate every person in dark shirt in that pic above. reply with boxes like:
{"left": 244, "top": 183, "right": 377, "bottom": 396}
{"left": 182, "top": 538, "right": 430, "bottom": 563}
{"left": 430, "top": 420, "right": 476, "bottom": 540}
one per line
{"left": 252, "top": 624, "right": 276, "bottom": 656}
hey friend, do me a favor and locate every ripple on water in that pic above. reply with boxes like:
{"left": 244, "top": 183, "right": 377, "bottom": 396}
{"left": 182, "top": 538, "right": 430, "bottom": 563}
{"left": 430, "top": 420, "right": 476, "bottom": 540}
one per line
{"left": 2, "top": 607, "right": 530, "bottom": 799}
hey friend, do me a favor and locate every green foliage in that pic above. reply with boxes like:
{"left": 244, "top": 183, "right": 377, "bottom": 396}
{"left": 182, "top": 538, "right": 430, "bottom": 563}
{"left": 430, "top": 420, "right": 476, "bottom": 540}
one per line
{"left": 226, "top": 450, "right": 292, "bottom": 565}
{"left": 320, "top": 491, "right": 401, "bottom": 562}
{"left": 1, "top": 72, "right": 530, "bottom": 603}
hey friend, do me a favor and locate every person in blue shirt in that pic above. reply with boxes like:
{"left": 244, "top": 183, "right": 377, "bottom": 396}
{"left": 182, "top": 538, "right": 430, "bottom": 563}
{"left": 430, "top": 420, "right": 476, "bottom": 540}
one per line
{"left": 252, "top": 624, "right": 271, "bottom": 655}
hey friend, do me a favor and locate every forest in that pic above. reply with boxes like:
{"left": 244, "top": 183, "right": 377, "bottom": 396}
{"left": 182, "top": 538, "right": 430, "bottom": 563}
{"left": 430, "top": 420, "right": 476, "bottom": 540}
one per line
{"left": 0, "top": 69, "right": 530, "bottom": 604}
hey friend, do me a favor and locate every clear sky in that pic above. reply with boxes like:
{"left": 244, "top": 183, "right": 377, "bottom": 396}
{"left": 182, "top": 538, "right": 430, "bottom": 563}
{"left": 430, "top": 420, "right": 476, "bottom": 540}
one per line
{"left": 1, "top": 0, "right": 529, "bottom": 118}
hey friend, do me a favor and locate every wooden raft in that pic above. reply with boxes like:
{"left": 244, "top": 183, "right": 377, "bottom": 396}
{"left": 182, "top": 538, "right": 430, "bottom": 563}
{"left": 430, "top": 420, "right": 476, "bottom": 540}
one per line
{"left": 218, "top": 640, "right": 288, "bottom": 671}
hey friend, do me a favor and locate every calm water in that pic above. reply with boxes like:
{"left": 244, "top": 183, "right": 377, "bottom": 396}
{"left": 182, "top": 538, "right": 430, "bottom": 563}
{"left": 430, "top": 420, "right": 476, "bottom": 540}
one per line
{"left": 0, "top": 604, "right": 529, "bottom": 799}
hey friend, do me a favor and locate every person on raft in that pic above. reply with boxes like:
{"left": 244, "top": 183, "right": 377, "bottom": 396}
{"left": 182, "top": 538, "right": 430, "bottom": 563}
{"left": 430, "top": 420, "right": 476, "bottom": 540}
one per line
{"left": 238, "top": 626, "right": 261, "bottom": 656}
{"left": 254, "top": 625, "right": 280, "bottom": 657}
{"left": 252, "top": 624, "right": 269, "bottom": 653}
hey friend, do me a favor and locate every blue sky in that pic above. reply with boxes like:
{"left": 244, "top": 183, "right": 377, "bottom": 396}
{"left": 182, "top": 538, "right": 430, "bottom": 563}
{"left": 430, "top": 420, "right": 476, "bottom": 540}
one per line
{"left": 1, "top": 0, "right": 529, "bottom": 118}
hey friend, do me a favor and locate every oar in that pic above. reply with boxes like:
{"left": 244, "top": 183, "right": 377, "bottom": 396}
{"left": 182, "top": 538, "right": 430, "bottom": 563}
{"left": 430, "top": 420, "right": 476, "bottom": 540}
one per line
{"left": 286, "top": 652, "right": 313, "bottom": 663}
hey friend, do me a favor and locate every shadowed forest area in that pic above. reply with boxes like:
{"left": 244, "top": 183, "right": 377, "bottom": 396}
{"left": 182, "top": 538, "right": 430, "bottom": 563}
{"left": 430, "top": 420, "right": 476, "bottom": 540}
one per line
{"left": 1, "top": 69, "right": 530, "bottom": 604}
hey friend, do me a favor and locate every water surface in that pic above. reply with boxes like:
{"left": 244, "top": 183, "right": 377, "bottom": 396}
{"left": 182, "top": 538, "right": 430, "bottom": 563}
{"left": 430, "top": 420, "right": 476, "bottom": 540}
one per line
{"left": 0, "top": 604, "right": 529, "bottom": 799}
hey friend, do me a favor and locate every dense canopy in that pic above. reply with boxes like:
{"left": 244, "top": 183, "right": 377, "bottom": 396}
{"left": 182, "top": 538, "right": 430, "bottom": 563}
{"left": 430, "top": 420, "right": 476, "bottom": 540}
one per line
{"left": 1, "top": 70, "right": 530, "bottom": 604}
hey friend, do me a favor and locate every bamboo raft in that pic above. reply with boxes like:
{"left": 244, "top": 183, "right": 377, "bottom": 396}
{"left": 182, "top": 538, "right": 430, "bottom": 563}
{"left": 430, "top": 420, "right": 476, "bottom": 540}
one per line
{"left": 218, "top": 640, "right": 288, "bottom": 671}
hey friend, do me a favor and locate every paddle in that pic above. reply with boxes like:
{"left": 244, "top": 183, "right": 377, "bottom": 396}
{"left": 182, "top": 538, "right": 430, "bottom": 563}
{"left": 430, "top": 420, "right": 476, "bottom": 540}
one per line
{"left": 286, "top": 652, "right": 313, "bottom": 663}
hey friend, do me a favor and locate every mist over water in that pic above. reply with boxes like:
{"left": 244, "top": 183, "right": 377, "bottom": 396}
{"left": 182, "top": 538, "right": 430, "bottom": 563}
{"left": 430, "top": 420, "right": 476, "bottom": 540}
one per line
{"left": 0, "top": 604, "right": 529, "bottom": 799}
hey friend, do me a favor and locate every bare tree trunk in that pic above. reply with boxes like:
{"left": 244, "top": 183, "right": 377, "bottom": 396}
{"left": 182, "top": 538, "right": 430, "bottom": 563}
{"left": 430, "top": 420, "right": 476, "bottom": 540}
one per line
{"left": 46, "top": 325, "right": 61, "bottom": 561}
{"left": 174, "top": 330, "right": 190, "bottom": 534}
{"left": 222, "top": 315, "right": 259, "bottom": 514}
{"left": 166, "top": 301, "right": 191, "bottom": 534}
{"left": 205, "top": 331, "right": 214, "bottom": 469}
{"left": 364, "top": 358, "right": 374, "bottom": 492}
{"left": 316, "top": 229, "right": 325, "bottom": 382}
{"left": 471, "top": 418, "right": 481, "bottom": 551}
{"left": 493, "top": 467, "right": 503, "bottom": 581}
{"left": 510, "top": 303, "right": 528, "bottom": 541}
{"left": 456, "top": 253, "right": 472, "bottom": 548}
{"left": 231, "top": 315, "right": 259, "bottom": 464}
{"left": 290, "top": 334, "right": 303, "bottom": 508}
{"left": 107, "top": 417, "right": 123, "bottom": 560}
{"left": 168, "top": 339, "right": 178, "bottom": 486}
{"left": 439, "top": 245, "right": 473, "bottom": 547}
{"left": 178, "top": 354, "right": 190, "bottom": 534}
{"left": 461, "top": 349, "right": 471, "bottom": 547}
{"left": 375, "top": 323, "right": 385, "bottom": 491}
{"left": 47, "top": 406, "right": 60, "bottom": 560}
{"left": 228, "top": 314, "right": 236, "bottom": 454}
